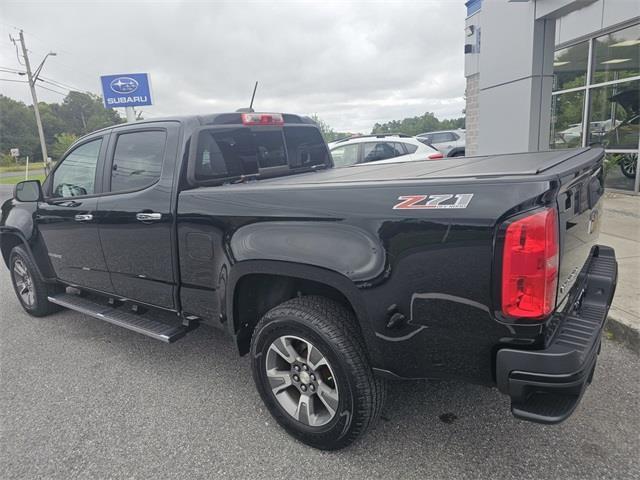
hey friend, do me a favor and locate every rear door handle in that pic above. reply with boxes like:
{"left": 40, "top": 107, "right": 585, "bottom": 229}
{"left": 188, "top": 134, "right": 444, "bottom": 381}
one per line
{"left": 136, "top": 212, "right": 162, "bottom": 222}
{"left": 74, "top": 214, "right": 93, "bottom": 222}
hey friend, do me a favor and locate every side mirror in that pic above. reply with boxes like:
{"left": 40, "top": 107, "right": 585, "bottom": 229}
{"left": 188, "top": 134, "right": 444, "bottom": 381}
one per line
{"left": 14, "top": 180, "right": 43, "bottom": 202}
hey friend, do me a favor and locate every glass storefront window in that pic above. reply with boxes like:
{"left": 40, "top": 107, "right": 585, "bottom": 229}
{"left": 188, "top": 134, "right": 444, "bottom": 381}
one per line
{"left": 552, "top": 24, "right": 639, "bottom": 192}
{"left": 604, "top": 152, "right": 638, "bottom": 191}
{"left": 553, "top": 41, "right": 589, "bottom": 91}
{"left": 587, "top": 80, "right": 639, "bottom": 150}
{"left": 550, "top": 90, "right": 585, "bottom": 149}
{"left": 592, "top": 24, "right": 640, "bottom": 85}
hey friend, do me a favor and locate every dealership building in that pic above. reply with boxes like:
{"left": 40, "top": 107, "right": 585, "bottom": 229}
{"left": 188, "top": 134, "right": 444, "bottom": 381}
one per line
{"left": 464, "top": 0, "right": 639, "bottom": 194}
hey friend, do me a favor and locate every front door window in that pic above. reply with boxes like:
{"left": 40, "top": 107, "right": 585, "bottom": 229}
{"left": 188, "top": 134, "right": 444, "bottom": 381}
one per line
{"left": 51, "top": 139, "right": 102, "bottom": 198}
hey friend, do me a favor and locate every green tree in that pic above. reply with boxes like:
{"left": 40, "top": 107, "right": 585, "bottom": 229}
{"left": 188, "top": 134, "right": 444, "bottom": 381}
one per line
{"left": 0, "top": 92, "right": 123, "bottom": 162}
{"left": 372, "top": 112, "right": 465, "bottom": 136}
{"left": 0, "top": 95, "right": 39, "bottom": 161}
{"left": 50, "top": 133, "right": 78, "bottom": 161}
{"left": 310, "top": 115, "right": 351, "bottom": 143}
{"left": 59, "top": 91, "right": 124, "bottom": 135}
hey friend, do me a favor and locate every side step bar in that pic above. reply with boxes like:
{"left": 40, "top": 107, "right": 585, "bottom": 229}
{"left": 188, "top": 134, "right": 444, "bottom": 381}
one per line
{"left": 48, "top": 293, "right": 187, "bottom": 343}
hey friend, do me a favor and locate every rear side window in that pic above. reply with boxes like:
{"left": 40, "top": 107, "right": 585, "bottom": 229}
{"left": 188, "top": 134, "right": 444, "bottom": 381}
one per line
{"left": 431, "top": 132, "right": 456, "bottom": 143}
{"left": 403, "top": 143, "right": 418, "bottom": 154}
{"left": 111, "top": 131, "right": 166, "bottom": 192}
{"left": 362, "top": 142, "right": 403, "bottom": 163}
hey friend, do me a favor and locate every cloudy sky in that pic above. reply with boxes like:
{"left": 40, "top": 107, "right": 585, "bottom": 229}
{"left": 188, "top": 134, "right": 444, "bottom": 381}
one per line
{"left": 1, "top": 0, "right": 466, "bottom": 132}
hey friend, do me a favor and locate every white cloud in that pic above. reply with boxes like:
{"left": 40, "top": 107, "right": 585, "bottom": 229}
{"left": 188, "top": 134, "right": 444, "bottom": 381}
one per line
{"left": 1, "top": 0, "right": 466, "bottom": 133}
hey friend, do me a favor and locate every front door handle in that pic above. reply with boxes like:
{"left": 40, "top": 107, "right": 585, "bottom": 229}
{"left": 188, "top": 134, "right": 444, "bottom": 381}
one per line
{"left": 136, "top": 212, "right": 162, "bottom": 222}
{"left": 74, "top": 214, "right": 93, "bottom": 222}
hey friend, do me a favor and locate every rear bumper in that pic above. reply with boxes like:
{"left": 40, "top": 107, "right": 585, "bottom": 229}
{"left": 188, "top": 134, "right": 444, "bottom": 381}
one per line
{"left": 495, "top": 245, "right": 617, "bottom": 424}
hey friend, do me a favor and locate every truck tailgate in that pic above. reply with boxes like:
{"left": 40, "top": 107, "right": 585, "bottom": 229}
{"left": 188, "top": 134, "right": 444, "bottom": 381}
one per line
{"left": 554, "top": 150, "right": 605, "bottom": 304}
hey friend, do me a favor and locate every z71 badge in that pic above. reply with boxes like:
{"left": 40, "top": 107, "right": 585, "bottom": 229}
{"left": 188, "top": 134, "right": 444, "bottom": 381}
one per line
{"left": 393, "top": 194, "right": 474, "bottom": 210}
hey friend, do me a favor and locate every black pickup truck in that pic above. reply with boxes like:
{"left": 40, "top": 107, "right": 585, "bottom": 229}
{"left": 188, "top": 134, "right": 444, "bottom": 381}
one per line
{"left": 1, "top": 112, "right": 617, "bottom": 450}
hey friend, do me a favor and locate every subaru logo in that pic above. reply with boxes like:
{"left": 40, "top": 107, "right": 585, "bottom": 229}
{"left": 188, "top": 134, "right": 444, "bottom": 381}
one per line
{"left": 110, "top": 77, "right": 139, "bottom": 94}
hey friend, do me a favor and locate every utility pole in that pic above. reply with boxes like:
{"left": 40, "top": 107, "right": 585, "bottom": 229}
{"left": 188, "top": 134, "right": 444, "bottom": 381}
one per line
{"left": 14, "top": 30, "right": 56, "bottom": 170}
{"left": 125, "top": 106, "right": 136, "bottom": 123}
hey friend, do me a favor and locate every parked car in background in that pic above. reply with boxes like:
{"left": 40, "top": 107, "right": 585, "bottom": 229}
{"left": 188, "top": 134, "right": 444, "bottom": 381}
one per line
{"left": 328, "top": 134, "right": 443, "bottom": 167}
{"left": 417, "top": 129, "right": 466, "bottom": 157}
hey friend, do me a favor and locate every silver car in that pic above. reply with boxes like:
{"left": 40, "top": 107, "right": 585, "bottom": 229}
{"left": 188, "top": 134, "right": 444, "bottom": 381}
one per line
{"left": 417, "top": 129, "right": 465, "bottom": 157}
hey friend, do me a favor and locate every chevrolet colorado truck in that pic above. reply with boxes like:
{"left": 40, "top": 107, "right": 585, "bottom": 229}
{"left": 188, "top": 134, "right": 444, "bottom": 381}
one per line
{"left": 1, "top": 112, "right": 617, "bottom": 450}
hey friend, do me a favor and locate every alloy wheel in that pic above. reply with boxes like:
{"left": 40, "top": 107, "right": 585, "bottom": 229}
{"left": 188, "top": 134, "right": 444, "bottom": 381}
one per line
{"left": 265, "top": 335, "right": 339, "bottom": 427}
{"left": 13, "top": 258, "right": 35, "bottom": 307}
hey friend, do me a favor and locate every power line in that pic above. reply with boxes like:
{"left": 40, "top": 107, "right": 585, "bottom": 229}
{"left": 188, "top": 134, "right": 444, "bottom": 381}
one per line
{"left": 36, "top": 83, "right": 68, "bottom": 96}
{"left": 1, "top": 64, "right": 87, "bottom": 92}
{"left": 0, "top": 65, "right": 24, "bottom": 73}
{"left": 5, "top": 27, "right": 100, "bottom": 84}
{"left": 38, "top": 75, "right": 84, "bottom": 92}
{"left": 0, "top": 77, "right": 27, "bottom": 83}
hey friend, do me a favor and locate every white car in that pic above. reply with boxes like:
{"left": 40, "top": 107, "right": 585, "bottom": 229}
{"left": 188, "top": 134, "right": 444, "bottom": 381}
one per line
{"left": 328, "top": 134, "right": 443, "bottom": 168}
{"left": 416, "top": 129, "right": 466, "bottom": 157}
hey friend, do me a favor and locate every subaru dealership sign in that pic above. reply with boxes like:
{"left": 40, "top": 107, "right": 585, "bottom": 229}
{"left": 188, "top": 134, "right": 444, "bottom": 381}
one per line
{"left": 100, "top": 73, "right": 152, "bottom": 108}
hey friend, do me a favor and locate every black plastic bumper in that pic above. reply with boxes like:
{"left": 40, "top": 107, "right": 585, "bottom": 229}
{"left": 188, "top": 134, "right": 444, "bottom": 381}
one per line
{"left": 496, "top": 245, "right": 617, "bottom": 424}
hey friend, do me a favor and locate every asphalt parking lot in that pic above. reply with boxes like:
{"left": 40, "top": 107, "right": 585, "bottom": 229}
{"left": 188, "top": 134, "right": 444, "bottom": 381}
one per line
{"left": 0, "top": 263, "right": 638, "bottom": 479}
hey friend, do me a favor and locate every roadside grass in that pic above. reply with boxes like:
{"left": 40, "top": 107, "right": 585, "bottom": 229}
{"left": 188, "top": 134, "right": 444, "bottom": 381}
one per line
{"left": 0, "top": 164, "right": 46, "bottom": 174}
{"left": 0, "top": 173, "right": 46, "bottom": 185}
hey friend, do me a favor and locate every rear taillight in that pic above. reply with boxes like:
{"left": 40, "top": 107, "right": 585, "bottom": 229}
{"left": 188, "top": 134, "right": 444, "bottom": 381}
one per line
{"left": 241, "top": 113, "right": 284, "bottom": 126}
{"left": 501, "top": 208, "right": 559, "bottom": 319}
{"left": 427, "top": 152, "right": 444, "bottom": 160}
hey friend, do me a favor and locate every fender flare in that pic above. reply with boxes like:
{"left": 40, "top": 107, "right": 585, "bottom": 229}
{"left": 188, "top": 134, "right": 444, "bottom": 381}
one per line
{"left": 447, "top": 147, "right": 465, "bottom": 157}
{"left": 0, "top": 228, "right": 55, "bottom": 281}
{"left": 225, "top": 259, "right": 369, "bottom": 336}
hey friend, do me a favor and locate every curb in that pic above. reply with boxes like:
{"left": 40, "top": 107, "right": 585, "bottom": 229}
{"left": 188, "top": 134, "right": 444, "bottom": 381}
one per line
{"left": 605, "top": 313, "right": 640, "bottom": 355}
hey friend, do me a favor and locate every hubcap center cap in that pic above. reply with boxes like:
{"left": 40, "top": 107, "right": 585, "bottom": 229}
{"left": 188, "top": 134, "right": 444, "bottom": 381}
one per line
{"left": 299, "top": 371, "right": 311, "bottom": 384}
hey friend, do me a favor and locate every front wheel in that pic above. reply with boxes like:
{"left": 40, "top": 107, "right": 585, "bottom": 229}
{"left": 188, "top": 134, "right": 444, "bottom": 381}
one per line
{"left": 9, "top": 245, "right": 62, "bottom": 317}
{"left": 250, "top": 296, "right": 386, "bottom": 450}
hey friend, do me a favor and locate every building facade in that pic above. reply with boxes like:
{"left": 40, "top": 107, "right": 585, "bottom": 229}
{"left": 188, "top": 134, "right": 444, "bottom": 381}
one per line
{"left": 464, "top": 0, "right": 640, "bottom": 194}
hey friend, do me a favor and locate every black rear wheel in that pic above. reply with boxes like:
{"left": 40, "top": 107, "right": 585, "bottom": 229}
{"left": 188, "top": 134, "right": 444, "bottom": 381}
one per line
{"left": 250, "top": 296, "right": 386, "bottom": 450}
{"left": 9, "top": 245, "right": 62, "bottom": 317}
{"left": 620, "top": 154, "right": 637, "bottom": 179}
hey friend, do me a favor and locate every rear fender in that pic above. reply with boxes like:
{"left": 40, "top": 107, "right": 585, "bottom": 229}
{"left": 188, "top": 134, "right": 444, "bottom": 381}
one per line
{"left": 229, "top": 221, "right": 385, "bottom": 282}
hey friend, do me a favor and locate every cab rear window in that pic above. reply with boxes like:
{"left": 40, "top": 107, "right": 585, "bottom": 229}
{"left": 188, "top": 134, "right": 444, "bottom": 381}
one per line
{"left": 193, "top": 125, "right": 329, "bottom": 183}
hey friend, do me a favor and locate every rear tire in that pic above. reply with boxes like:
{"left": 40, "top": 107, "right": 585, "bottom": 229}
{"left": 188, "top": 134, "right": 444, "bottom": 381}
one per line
{"left": 620, "top": 154, "right": 637, "bottom": 179}
{"left": 250, "top": 296, "right": 386, "bottom": 450}
{"left": 9, "top": 245, "right": 62, "bottom": 317}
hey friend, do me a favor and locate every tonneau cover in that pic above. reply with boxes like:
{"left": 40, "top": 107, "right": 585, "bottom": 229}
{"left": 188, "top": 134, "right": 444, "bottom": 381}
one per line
{"left": 249, "top": 147, "right": 602, "bottom": 186}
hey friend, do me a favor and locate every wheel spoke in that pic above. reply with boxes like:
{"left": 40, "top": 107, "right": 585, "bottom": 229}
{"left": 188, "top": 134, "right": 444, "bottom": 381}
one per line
{"left": 306, "top": 344, "right": 328, "bottom": 370}
{"left": 316, "top": 382, "right": 339, "bottom": 416}
{"left": 269, "top": 337, "right": 298, "bottom": 364}
{"left": 13, "top": 261, "right": 27, "bottom": 278}
{"left": 266, "top": 368, "right": 292, "bottom": 395}
{"left": 295, "top": 395, "right": 314, "bottom": 425}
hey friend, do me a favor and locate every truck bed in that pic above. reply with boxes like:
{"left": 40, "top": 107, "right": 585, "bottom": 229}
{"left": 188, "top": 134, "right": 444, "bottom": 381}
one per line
{"left": 224, "top": 147, "right": 603, "bottom": 187}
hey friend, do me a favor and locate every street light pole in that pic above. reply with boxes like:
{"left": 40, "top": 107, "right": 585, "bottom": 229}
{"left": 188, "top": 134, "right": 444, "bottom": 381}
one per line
{"left": 17, "top": 30, "right": 56, "bottom": 171}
